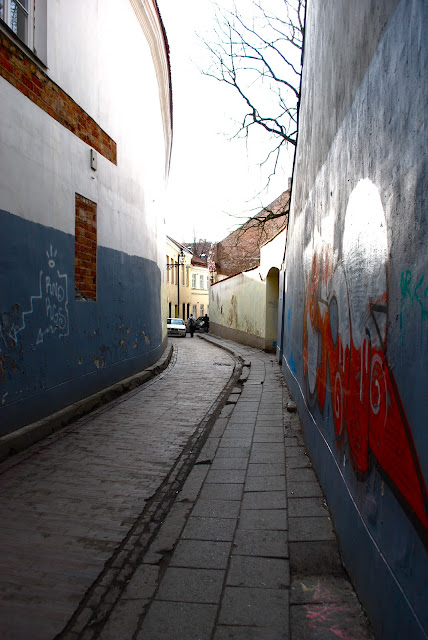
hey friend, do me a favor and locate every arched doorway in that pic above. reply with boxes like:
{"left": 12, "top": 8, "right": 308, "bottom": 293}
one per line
{"left": 265, "top": 267, "right": 279, "bottom": 351}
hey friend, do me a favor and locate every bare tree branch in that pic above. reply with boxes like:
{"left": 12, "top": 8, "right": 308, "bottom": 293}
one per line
{"left": 202, "top": 0, "right": 304, "bottom": 183}
{"left": 200, "top": 0, "right": 304, "bottom": 232}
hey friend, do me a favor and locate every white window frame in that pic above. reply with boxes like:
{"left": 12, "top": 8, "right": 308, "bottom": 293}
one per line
{"left": 1, "top": 0, "right": 32, "bottom": 48}
{"left": 200, "top": 304, "right": 204, "bottom": 316}
{"left": 0, "top": 0, "right": 47, "bottom": 64}
{"left": 191, "top": 274, "right": 196, "bottom": 289}
{"left": 199, "top": 275, "right": 204, "bottom": 290}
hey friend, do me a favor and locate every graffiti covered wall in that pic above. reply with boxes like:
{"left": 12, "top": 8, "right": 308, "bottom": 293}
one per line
{"left": 0, "top": 212, "right": 162, "bottom": 433}
{"left": 0, "top": 1, "right": 172, "bottom": 435}
{"left": 281, "top": 0, "right": 427, "bottom": 637}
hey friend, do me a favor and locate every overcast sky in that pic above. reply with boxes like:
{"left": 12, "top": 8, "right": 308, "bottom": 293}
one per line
{"left": 157, "top": 0, "right": 295, "bottom": 244}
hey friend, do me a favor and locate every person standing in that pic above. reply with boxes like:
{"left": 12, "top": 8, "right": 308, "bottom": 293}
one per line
{"left": 188, "top": 314, "right": 196, "bottom": 338}
{"left": 203, "top": 314, "right": 209, "bottom": 333}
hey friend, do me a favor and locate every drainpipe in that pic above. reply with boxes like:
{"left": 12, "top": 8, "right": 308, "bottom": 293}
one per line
{"left": 178, "top": 248, "right": 185, "bottom": 318}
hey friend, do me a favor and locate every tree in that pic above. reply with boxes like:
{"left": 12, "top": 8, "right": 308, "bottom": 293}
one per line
{"left": 203, "top": 0, "right": 305, "bottom": 178}
{"left": 202, "top": 0, "right": 305, "bottom": 223}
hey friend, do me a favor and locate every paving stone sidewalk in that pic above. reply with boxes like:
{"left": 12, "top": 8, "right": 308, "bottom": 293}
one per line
{"left": 95, "top": 336, "right": 374, "bottom": 640}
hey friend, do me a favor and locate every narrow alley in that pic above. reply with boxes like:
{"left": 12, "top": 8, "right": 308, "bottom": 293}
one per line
{"left": 0, "top": 336, "right": 372, "bottom": 640}
{"left": 1, "top": 1, "right": 426, "bottom": 638}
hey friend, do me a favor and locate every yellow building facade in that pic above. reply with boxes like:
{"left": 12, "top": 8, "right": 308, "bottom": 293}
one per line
{"left": 166, "top": 237, "right": 193, "bottom": 320}
{"left": 190, "top": 261, "right": 210, "bottom": 321}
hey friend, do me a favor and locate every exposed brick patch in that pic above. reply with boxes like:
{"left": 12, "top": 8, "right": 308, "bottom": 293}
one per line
{"left": 75, "top": 194, "right": 97, "bottom": 301}
{"left": 0, "top": 33, "right": 117, "bottom": 164}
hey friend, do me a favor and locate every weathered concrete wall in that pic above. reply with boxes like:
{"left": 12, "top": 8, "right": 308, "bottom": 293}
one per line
{"left": 211, "top": 229, "right": 286, "bottom": 351}
{"left": 210, "top": 271, "right": 267, "bottom": 349}
{"left": 281, "top": 0, "right": 427, "bottom": 637}
{"left": 0, "top": 1, "right": 171, "bottom": 434}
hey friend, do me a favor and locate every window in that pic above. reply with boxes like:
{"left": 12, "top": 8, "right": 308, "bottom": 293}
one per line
{"left": 192, "top": 274, "right": 196, "bottom": 289}
{"left": 200, "top": 305, "right": 204, "bottom": 316}
{"left": 186, "top": 267, "right": 189, "bottom": 287}
{"left": 199, "top": 275, "right": 204, "bottom": 289}
{"left": 192, "top": 305, "right": 197, "bottom": 317}
{"left": 0, "top": 0, "right": 47, "bottom": 64}
{"left": 1, "top": 1, "right": 29, "bottom": 45}
{"left": 166, "top": 256, "right": 170, "bottom": 283}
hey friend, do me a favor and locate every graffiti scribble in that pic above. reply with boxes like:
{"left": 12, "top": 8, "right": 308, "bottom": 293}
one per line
{"left": 303, "top": 180, "right": 428, "bottom": 541}
{"left": 1, "top": 245, "right": 69, "bottom": 353}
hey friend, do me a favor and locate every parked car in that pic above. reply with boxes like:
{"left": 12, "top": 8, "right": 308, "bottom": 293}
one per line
{"left": 167, "top": 317, "right": 186, "bottom": 338}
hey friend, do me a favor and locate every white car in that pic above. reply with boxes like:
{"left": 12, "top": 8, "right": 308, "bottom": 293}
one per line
{"left": 167, "top": 317, "right": 186, "bottom": 338}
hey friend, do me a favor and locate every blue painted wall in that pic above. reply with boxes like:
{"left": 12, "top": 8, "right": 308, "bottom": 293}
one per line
{"left": 281, "top": 1, "right": 427, "bottom": 637}
{"left": 0, "top": 210, "right": 163, "bottom": 434}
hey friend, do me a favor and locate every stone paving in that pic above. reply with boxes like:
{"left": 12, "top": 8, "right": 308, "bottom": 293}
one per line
{"left": 0, "top": 337, "right": 237, "bottom": 640}
{"left": 0, "top": 334, "right": 374, "bottom": 640}
{"left": 93, "top": 337, "right": 373, "bottom": 640}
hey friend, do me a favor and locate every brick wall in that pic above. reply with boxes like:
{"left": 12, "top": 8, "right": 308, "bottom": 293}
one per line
{"left": 0, "top": 32, "right": 117, "bottom": 164}
{"left": 75, "top": 194, "right": 97, "bottom": 301}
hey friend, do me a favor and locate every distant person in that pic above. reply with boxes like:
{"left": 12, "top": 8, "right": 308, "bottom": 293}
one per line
{"left": 188, "top": 314, "right": 196, "bottom": 338}
{"left": 203, "top": 314, "right": 209, "bottom": 333}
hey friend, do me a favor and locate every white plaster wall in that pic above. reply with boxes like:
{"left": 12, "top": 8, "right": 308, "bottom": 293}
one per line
{"left": 210, "top": 231, "right": 285, "bottom": 344}
{"left": 0, "top": 0, "right": 169, "bottom": 265}
{"left": 259, "top": 228, "right": 286, "bottom": 279}
{"left": 210, "top": 271, "right": 266, "bottom": 338}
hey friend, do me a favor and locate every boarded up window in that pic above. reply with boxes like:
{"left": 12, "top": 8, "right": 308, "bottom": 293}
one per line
{"left": 75, "top": 194, "right": 97, "bottom": 301}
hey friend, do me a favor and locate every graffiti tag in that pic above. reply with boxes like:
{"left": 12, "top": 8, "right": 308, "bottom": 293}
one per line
{"left": 302, "top": 180, "right": 428, "bottom": 541}
{"left": 400, "top": 270, "right": 428, "bottom": 347}
{"left": 1, "top": 245, "right": 69, "bottom": 351}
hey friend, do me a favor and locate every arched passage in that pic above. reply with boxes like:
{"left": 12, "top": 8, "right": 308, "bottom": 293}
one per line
{"left": 265, "top": 267, "right": 279, "bottom": 351}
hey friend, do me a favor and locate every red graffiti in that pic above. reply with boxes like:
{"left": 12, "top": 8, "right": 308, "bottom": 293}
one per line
{"left": 305, "top": 603, "right": 368, "bottom": 640}
{"left": 303, "top": 248, "right": 428, "bottom": 539}
{"left": 301, "top": 580, "right": 371, "bottom": 640}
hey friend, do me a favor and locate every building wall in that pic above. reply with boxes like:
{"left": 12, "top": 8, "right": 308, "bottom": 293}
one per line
{"left": 210, "top": 271, "right": 267, "bottom": 350}
{"left": 190, "top": 265, "right": 210, "bottom": 319}
{"left": 165, "top": 239, "right": 192, "bottom": 320}
{"left": 211, "top": 227, "right": 286, "bottom": 351}
{"left": 281, "top": 1, "right": 427, "bottom": 637}
{"left": 213, "top": 190, "right": 289, "bottom": 278}
{"left": 0, "top": 0, "right": 172, "bottom": 434}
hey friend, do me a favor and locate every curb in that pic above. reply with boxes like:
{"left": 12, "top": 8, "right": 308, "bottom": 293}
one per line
{"left": 57, "top": 338, "right": 244, "bottom": 638}
{"left": 197, "top": 333, "right": 245, "bottom": 361}
{"left": 0, "top": 343, "right": 174, "bottom": 462}
{"left": 198, "top": 334, "right": 251, "bottom": 383}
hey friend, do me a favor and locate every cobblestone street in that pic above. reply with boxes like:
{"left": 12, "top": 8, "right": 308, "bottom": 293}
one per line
{"left": 0, "top": 337, "right": 236, "bottom": 639}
